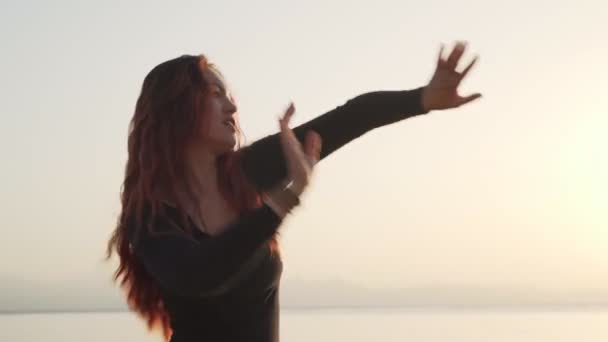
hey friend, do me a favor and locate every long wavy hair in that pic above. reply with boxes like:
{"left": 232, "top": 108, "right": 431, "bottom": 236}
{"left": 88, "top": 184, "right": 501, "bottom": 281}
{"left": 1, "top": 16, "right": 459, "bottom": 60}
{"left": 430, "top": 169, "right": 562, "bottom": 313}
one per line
{"left": 105, "top": 54, "right": 280, "bottom": 341}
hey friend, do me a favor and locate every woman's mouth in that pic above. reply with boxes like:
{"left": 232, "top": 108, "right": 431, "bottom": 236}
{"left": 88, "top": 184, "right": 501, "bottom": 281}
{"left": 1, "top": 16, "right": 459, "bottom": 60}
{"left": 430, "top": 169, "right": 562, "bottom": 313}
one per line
{"left": 223, "top": 119, "right": 236, "bottom": 131}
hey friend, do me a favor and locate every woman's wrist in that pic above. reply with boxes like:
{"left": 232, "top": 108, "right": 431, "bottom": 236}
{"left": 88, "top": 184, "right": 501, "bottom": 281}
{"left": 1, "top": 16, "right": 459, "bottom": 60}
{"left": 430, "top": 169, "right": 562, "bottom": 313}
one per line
{"left": 262, "top": 193, "right": 288, "bottom": 218}
{"left": 262, "top": 180, "right": 302, "bottom": 218}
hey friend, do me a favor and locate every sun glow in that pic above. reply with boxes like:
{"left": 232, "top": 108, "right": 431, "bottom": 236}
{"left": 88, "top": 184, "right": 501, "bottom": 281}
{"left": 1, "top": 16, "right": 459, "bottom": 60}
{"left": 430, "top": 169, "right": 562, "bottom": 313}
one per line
{"left": 557, "top": 109, "right": 608, "bottom": 243}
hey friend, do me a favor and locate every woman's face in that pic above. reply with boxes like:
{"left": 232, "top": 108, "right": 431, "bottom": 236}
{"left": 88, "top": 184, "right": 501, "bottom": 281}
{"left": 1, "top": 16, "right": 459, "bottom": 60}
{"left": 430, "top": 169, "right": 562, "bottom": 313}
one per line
{"left": 197, "top": 65, "right": 238, "bottom": 154}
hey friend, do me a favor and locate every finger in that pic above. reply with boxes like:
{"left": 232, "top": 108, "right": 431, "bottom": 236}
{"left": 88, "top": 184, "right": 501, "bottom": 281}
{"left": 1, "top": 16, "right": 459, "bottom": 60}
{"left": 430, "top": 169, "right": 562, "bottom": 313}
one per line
{"left": 279, "top": 102, "right": 295, "bottom": 129}
{"left": 436, "top": 43, "right": 446, "bottom": 68}
{"left": 457, "top": 93, "right": 482, "bottom": 106}
{"left": 446, "top": 41, "right": 467, "bottom": 70}
{"left": 304, "top": 130, "right": 322, "bottom": 165}
{"left": 458, "top": 55, "right": 478, "bottom": 82}
{"left": 279, "top": 103, "right": 295, "bottom": 145}
{"left": 279, "top": 103, "right": 298, "bottom": 144}
{"left": 278, "top": 103, "right": 306, "bottom": 159}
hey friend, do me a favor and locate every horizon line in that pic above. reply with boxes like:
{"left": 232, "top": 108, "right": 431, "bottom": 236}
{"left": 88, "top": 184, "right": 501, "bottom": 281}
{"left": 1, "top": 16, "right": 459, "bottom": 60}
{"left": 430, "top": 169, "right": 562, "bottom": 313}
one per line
{"left": 3, "top": 303, "right": 608, "bottom": 315}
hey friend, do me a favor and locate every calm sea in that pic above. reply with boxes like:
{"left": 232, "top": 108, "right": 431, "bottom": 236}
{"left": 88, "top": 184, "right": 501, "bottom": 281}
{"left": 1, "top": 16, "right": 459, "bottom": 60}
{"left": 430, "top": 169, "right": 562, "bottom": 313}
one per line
{"left": 1, "top": 308, "right": 607, "bottom": 341}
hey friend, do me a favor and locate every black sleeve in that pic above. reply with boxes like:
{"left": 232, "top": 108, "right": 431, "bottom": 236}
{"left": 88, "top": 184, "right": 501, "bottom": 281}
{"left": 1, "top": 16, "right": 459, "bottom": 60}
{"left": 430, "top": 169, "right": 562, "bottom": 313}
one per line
{"left": 134, "top": 203, "right": 282, "bottom": 297}
{"left": 239, "top": 87, "right": 429, "bottom": 191}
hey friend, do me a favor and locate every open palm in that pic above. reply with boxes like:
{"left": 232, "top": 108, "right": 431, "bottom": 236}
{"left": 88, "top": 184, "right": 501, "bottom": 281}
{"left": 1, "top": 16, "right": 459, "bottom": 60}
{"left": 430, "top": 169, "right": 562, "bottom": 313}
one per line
{"left": 421, "top": 41, "right": 482, "bottom": 111}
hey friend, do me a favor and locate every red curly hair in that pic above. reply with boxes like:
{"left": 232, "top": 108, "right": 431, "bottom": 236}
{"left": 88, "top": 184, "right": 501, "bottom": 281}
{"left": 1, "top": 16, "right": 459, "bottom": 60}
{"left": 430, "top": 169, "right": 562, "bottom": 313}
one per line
{"left": 105, "top": 54, "right": 280, "bottom": 341}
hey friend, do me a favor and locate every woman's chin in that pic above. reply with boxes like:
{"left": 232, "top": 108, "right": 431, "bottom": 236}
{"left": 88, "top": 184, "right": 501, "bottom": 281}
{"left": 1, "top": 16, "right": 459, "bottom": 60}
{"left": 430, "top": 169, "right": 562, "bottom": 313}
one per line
{"left": 218, "top": 137, "right": 237, "bottom": 153}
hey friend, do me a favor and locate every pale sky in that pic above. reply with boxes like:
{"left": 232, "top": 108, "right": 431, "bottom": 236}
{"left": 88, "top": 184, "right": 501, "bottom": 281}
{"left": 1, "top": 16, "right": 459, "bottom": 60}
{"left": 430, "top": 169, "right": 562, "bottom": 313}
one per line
{"left": 1, "top": 0, "right": 606, "bottom": 311}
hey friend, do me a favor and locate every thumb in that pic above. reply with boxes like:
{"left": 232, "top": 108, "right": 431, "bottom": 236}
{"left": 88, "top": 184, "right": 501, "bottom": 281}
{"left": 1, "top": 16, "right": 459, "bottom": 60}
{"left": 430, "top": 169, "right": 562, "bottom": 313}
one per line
{"left": 457, "top": 93, "right": 482, "bottom": 106}
{"left": 304, "top": 130, "right": 322, "bottom": 165}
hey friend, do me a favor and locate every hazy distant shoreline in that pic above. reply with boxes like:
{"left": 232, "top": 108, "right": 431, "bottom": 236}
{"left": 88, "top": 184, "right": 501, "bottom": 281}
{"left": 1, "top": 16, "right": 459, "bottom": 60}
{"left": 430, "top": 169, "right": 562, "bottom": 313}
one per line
{"left": 3, "top": 304, "right": 608, "bottom": 315}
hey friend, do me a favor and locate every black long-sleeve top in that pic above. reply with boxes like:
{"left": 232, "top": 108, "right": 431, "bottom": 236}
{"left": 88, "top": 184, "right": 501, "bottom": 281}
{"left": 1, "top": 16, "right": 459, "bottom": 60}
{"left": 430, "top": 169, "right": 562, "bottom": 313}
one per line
{"left": 130, "top": 87, "right": 429, "bottom": 342}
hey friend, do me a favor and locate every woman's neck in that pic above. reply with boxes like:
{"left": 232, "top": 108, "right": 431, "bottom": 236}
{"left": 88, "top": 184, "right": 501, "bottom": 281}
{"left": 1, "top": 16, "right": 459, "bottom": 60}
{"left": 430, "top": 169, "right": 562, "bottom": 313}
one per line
{"left": 186, "top": 146, "right": 220, "bottom": 195}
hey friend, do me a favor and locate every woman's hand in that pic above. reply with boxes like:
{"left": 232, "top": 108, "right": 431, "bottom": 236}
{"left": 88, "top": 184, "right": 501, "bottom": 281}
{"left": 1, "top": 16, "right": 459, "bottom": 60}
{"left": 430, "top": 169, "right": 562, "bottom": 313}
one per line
{"left": 262, "top": 103, "right": 322, "bottom": 217}
{"left": 278, "top": 102, "right": 322, "bottom": 196}
{"left": 421, "top": 41, "right": 482, "bottom": 111}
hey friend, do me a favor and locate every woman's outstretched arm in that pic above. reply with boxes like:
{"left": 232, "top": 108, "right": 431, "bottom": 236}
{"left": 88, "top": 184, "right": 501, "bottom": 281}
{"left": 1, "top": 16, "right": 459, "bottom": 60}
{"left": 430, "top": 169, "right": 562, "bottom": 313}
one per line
{"left": 239, "top": 41, "right": 482, "bottom": 192}
{"left": 238, "top": 86, "right": 429, "bottom": 192}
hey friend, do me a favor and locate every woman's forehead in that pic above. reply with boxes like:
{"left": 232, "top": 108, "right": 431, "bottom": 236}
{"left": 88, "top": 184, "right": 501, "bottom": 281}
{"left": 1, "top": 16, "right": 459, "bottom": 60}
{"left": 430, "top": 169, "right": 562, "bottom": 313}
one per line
{"left": 203, "top": 68, "right": 225, "bottom": 87}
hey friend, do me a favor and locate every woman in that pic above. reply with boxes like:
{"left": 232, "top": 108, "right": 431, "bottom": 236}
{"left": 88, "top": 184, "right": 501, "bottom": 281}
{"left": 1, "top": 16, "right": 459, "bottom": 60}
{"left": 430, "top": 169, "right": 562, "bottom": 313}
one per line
{"left": 106, "top": 41, "right": 481, "bottom": 342}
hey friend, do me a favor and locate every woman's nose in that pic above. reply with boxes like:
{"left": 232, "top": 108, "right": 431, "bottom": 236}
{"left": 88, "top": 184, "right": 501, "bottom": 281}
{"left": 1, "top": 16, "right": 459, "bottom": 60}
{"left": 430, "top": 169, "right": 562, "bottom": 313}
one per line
{"left": 225, "top": 97, "right": 237, "bottom": 113}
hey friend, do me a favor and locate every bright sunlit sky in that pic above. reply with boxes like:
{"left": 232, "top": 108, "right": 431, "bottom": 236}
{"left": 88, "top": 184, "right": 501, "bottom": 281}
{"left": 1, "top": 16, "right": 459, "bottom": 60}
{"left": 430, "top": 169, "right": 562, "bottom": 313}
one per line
{"left": 1, "top": 0, "right": 606, "bottom": 311}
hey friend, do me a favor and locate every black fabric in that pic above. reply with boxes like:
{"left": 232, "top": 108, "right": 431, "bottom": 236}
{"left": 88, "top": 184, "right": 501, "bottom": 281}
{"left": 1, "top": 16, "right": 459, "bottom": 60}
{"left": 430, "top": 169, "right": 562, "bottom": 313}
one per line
{"left": 131, "top": 87, "right": 429, "bottom": 342}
